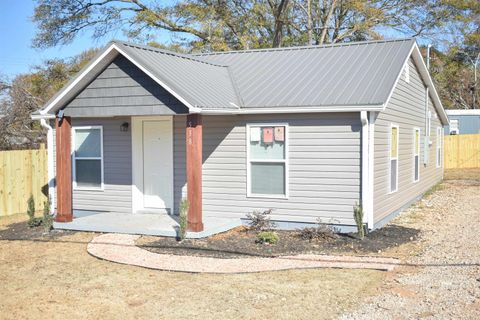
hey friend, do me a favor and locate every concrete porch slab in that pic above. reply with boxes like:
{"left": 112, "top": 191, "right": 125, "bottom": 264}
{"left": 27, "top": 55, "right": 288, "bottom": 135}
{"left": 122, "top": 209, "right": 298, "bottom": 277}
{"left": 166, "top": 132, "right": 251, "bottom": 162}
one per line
{"left": 53, "top": 211, "right": 242, "bottom": 238}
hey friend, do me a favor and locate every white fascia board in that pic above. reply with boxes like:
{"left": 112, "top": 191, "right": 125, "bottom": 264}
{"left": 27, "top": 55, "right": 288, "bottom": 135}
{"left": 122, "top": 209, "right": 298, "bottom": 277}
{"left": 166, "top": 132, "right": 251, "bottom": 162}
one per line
{"left": 40, "top": 43, "right": 197, "bottom": 116}
{"left": 40, "top": 44, "right": 119, "bottom": 116}
{"left": 200, "top": 105, "right": 384, "bottom": 115}
{"left": 446, "top": 109, "right": 480, "bottom": 116}
{"left": 31, "top": 113, "right": 56, "bottom": 120}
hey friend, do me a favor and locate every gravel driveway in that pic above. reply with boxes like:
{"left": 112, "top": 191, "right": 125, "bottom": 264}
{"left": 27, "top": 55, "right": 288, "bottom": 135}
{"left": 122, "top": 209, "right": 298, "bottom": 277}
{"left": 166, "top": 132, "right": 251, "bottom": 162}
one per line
{"left": 342, "top": 180, "right": 480, "bottom": 319}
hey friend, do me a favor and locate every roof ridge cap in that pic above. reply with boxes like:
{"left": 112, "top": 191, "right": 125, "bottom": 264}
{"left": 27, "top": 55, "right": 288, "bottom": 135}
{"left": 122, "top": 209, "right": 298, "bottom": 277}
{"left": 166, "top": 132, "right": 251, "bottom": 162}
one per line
{"left": 113, "top": 40, "right": 229, "bottom": 67}
{"left": 193, "top": 38, "right": 415, "bottom": 56}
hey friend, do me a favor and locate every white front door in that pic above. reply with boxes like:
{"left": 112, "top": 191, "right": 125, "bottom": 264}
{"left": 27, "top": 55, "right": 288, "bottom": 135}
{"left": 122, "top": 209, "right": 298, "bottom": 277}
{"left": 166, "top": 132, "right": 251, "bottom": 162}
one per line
{"left": 132, "top": 117, "right": 173, "bottom": 213}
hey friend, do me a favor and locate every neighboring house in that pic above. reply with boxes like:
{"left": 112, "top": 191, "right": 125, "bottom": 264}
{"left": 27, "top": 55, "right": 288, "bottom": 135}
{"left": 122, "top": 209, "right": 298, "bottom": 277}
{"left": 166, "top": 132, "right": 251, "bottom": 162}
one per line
{"left": 444, "top": 109, "right": 480, "bottom": 135}
{"left": 31, "top": 38, "right": 448, "bottom": 234}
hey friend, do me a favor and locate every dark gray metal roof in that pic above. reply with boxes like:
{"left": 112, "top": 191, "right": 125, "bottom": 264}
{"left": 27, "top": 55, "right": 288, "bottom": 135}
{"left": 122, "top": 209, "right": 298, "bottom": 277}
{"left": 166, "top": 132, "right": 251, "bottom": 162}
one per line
{"left": 194, "top": 38, "right": 415, "bottom": 109}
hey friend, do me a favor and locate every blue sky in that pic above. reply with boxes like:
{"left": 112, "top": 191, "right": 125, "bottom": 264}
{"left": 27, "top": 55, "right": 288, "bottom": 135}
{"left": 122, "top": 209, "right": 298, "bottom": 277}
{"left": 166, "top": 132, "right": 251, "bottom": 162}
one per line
{"left": 0, "top": 0, "right": 132, "bottom": 78}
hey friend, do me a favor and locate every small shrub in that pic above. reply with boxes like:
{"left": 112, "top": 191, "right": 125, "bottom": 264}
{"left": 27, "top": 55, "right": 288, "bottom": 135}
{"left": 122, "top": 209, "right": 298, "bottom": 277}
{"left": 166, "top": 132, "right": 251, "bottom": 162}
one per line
{"left": 42, "top": 199, "right": 53, "bottom": 233}
{"left": 298, "top": 218, "right": 338, "bottom": 241}
{"left": 353, "top": 202, "right": 365, "bottom": 239}
{"left": 246, "top": 209, "right": 276, "bottom": 231}
{"left": 26, "top": 195, "right": 42, "bottom": 228}
{"left": 27, "top": 194, "right": 35, "bottom": 221}
{"left": 178, "top": 198, "right": 189, "bottom": 240}
{"left": 256, "top": 231, "right": 279, "bottom": 245}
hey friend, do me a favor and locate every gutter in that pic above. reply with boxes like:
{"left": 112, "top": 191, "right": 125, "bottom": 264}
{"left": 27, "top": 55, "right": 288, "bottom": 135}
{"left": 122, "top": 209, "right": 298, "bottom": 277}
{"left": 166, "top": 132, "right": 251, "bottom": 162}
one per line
{"left": 39, "top": 118, "right": 55, "bottom": 214}
{"left": 360, "top": 111, "right": 374, "bottom": 230}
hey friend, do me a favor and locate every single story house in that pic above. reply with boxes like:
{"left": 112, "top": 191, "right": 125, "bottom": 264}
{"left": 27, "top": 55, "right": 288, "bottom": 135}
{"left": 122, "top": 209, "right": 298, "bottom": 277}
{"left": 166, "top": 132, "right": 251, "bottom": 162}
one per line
{"left": 444, "top": 109, "right": 480, "bottom": 135}
{"left": 32, "top": 38, "right": 448, "bottom": 235}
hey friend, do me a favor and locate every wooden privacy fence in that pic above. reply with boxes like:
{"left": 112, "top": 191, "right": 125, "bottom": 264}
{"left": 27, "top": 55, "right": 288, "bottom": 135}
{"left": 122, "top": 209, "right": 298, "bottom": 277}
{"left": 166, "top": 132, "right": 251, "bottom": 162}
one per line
{"left": 444, "top": 134, "right": 480, "bottom": 169}
{"left": 0, "top": 145, "right": 48, "bottom": 217}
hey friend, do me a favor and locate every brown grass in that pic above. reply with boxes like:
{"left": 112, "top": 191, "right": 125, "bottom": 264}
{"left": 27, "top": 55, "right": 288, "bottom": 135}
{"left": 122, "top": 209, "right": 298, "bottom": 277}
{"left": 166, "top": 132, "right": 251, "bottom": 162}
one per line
{"left": 0, "top": 214, "right": 384, "bottom": 320}
{"left": 444, "top": 168, "right": 480, "bottom": 181}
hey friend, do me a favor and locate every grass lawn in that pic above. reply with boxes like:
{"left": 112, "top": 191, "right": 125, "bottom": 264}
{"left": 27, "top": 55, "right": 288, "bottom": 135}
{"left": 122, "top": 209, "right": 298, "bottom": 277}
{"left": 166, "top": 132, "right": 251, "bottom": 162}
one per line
{"left": 0, "top": 213, "right": 384, "bottom": 320}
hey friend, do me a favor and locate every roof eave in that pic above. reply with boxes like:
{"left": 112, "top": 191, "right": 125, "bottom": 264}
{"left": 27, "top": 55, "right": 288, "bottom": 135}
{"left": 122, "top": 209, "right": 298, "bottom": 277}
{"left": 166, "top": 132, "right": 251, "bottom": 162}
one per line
{"left": 199, "top": 105, "right": 384, "bottom": 115}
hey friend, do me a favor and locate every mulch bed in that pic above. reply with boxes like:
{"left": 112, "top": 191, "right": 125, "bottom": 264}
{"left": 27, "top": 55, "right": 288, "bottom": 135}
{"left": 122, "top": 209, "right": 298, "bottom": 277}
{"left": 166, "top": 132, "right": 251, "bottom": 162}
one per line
{"left": 0, "top": 221, "right": 75, "bottom": 241}
{"left": 137, "top": 224, "right": 420, "bottom": 259}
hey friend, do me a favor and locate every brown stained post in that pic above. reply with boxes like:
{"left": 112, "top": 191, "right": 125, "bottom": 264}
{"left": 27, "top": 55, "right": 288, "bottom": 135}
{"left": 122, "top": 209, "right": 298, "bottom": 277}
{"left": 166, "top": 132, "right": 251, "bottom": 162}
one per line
{"left": 55, "top": 116, "right": 73, "bottom": 222}
{"left": 186, "top": 114, "right": 204, "bottom": 232}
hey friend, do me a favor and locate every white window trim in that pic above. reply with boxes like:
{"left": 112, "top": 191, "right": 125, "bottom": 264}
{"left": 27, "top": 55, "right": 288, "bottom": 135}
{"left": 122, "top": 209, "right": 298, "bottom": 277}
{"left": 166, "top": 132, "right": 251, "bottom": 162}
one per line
{"left": 389, "top": 124, "right": 399, "bottom": 194}
{"left": 413, "top": 127, "right": 420, "bottom": 183}
{"left": 436, "top": 127, "right": 442, "bottom": 168}
{"left": 72, "top": 125, "right": 104, "bottom": 191}
{"left": 246, "top": 123, "right": 289, "bottom": 199}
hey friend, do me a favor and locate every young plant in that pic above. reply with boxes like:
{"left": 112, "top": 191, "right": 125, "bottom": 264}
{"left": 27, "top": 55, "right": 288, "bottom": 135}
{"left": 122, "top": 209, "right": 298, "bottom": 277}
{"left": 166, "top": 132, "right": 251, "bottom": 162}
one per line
{"left": 26, "top": 194, "right": 42, "bottom": 228}
{"left": 42, "top": 198, "right": 53, "bottom": 233}
{"left": 298, "top": 218, "right": 338, "bottom": 241}
{"left": 178, "top": 198, "right": 189, "bottom": 241}
{"left": 353, "top": 202, "right": 365, "bottom": 239}
{"left": 246, "top": 209, "right": 276, "bottom": 231}
{"left": 256, "top": 231, "right": 279, "bottom": 245}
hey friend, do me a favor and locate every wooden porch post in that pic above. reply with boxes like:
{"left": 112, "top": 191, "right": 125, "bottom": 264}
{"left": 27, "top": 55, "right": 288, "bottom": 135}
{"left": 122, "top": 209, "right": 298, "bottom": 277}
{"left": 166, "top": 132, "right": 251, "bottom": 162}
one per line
{"left": 55, "top": 116, "right": 73, "bottom": 222}
{"left": 186, "top": 114, "right": 203, "bottom": 232}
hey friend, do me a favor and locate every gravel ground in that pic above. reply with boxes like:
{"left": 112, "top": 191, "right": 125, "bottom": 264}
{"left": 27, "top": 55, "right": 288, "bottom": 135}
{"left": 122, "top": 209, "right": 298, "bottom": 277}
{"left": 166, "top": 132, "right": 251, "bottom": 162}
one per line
{"left": 342, "top": 180, "right": 480, "bottom": 319}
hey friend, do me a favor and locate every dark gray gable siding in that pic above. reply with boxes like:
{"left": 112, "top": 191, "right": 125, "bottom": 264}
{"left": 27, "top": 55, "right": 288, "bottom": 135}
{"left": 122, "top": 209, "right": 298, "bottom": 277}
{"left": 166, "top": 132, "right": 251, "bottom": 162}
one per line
{"left": 63, "top": 55, "right": 189, "bottom": 117}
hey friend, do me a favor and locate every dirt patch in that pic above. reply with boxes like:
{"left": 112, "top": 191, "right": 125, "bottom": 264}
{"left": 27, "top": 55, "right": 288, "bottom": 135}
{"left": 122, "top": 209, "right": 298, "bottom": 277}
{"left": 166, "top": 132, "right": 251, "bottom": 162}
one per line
{"left": 0, "top": 214, "right": 76, "bottom": 241}
{"left": 137, "top": 224, "right": 420, "bottom": 259}
{"left": 0, "top": 214, "right": 384, "bottom": 320}
{"left": 444, "top": 168, "right": 480, "bottom": 181}
{"left": 0, "top": 221, "right": 75, "bottom": 241}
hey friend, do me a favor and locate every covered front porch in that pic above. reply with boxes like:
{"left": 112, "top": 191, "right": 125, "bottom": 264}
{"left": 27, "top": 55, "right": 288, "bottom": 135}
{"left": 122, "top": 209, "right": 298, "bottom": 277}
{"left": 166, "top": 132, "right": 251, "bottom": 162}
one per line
{"left": 53, "top": 211, "right": 242, "bottom": 239}
{"left": 53, "top": 112, "right": 210, "bottom": 236}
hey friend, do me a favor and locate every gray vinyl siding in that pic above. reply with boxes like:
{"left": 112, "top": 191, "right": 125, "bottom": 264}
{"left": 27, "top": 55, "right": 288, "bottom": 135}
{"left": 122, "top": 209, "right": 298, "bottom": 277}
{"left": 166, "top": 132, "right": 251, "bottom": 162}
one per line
{"left": 373, "top": 58, "right": 443, "bottom": 224}
{"left": 173, "top": 116, "right": 187, "bottom": 214}
{"left": 200, "top": 113, "right": 361, "bottom": 225}
{"left": 63, "top": 55, "right": 189, "bottom": 117}
{"left": 69, "top": 118, "right": 132, "bottom": 213}
{"left": 52, "top": 113, "right": 360, "bottom": 223}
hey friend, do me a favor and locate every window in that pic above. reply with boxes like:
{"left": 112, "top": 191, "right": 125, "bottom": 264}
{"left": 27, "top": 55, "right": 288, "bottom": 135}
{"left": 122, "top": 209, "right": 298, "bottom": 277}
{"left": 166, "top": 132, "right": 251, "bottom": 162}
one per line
{"left": 436, "top": 127, "right": 442, "bottom": 168}
{"left": 413, "top": 128, "right": 420, "bottom": 182}
{"left": 72, "top": 126, "right": 103, "bottom": 189}
{"left": 389, "top": 125, "right": 399, "bottom": 193}
{"left": 247, "top": 124, "right": 288, "bottom": 197}
{"left": 404, "top": 64, "right": 410, "bottom": 83}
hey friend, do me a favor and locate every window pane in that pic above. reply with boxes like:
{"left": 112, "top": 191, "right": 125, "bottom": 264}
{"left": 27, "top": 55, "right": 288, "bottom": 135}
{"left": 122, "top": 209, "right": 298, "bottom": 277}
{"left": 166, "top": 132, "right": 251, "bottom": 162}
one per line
{"left": 391, "top": 127, "right": 398, "bottom": 158}
{"left": 76, "top": 159, "right": 101, "bottom": 188}
{"left": 251, "top": 162, "right": 285, "bottom": 195}
{"left": 390, "top": 159, "right": 397, "bottom": 191}
{"left": 249, "top": 126, "right": 285, "bottom": 160}
{"left": 75, "top": 129, "right": 101, "bottom": 157}
{"left": 414, "top": 156, "right": 419, "bottom": 181}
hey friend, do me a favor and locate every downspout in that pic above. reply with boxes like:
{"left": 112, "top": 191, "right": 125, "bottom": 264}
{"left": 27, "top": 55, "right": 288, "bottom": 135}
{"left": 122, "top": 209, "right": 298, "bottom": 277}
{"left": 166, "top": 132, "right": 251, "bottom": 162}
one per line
{"left": 40, "top": 119, "right": 55, "bottom": 214}
{"left": 360, "top": 111, "right": 370, "bottom": 229}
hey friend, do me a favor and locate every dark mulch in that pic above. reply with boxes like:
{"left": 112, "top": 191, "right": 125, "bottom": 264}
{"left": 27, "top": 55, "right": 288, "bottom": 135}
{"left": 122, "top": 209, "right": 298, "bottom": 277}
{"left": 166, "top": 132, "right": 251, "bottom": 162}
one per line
{"left": 0, "top": 221, "right": 75, "bottom": 241}
{"left": 138, "top": 224, "right": 420, "bottom": 259}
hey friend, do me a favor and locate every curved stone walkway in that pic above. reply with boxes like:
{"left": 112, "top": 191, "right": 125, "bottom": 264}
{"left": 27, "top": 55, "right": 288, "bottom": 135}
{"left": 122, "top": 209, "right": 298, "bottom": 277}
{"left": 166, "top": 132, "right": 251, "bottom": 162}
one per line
{"left": 87, "top": 233, "right": 400, "bottom": 273}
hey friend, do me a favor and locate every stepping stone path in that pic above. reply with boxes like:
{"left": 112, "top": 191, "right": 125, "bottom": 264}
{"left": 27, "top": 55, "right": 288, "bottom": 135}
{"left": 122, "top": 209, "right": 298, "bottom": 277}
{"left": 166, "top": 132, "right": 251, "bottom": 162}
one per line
{"left": 87, "top": 233, "right": 400, "bottom": 273}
